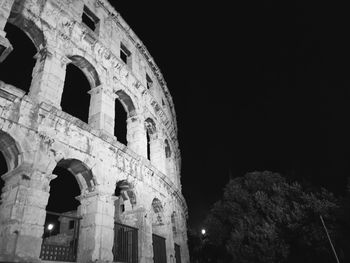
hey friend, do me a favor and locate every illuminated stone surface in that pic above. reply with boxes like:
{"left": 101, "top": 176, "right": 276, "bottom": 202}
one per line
{"left": 0, "top": 0, "right": 189, "bottom": 262}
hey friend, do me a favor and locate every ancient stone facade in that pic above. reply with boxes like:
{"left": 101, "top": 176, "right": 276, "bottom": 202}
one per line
{"left": 0, "top": 0, "right": 189, "bottom": 262}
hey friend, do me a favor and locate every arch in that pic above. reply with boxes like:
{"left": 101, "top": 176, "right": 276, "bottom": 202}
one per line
{"left": 61, "top": 63, "right": 92, "bottom": 122}
{"left": 114, "top": 180, "right": 136, "bottom": 222}
{"left": 114, "top": 99, "right": 127, "bottom": 145}
{"left": 42, "top": 159, "right": 84, "bottom": 258}
{"left": 8, "top": 0, "right": 45, "bottom": 50}
{"left": 145, "top": 118, "right": 158, "bottom": 161}
{"left": 165, "top": 139, "right": 171, "bottom": 158}
{"left": 0, "top": 130, "right": 21, "bottom": 171}
{"left": 115, "top": 180, "right": 136, "bottom": 207}
{"left": 69, "top": 55, "right": 101, "bottom": 88}
{"left": 115, "top": 90, "right": 136, "bottom": 117}
{"left": 0, "top": 22, "right": 37, "bottom": 92}
{"left": 56, "top": 158, "right": 96, "bottom": 192}
{"left": 171, "top": 211, "right": 177, "bottom": 237}
{"left": 145, "top": 118, "right": 157, "bottom": 137}
{"left": 151, "top": 198, "right": 164, "bottom": 226}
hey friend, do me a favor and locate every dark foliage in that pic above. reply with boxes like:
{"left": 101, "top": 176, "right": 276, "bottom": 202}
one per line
{"left": 201, "top": 171, "right": 344, "bottom": 263}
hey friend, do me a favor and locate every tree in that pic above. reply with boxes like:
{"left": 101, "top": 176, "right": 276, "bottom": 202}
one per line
{"left": 204, "top": 171, "right": 340, "bottom": 263}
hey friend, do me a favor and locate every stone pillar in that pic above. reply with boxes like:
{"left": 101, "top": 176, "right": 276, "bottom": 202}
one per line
{"left": 150, "top": 135, "right": 166, "bottom": 174}
{"left": 164, "top": 217, "right": 175, "bottom": 263}
{"left": 88, "top": 85, "right": 115, "bottom": 136}
{"left": 180, "top": 228, "right": 190, "bottom": 263}
{"left": 77, "top": 191, "right": 115, "bottom": 263}
{"left": 0, "top": 0, "right": 15, "bottom": 62}
{"left": 29, "top": 47, "right": 68, "bottom": 108}
{"left": 0, "top": 166, "right": 53, "bottom": 262}
{"left": 127, "top": 115, "right": 147, "bottom": 158}
{"left": 137, "top": 206, "right": 154, "bottom": 263}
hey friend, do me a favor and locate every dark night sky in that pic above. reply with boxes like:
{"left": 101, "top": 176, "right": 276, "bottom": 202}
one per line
{"left": 1, "top": 0, "right": 350, "bottom": 230}
{"left": 112, "top": 0, "right": 350, "bottom": 228}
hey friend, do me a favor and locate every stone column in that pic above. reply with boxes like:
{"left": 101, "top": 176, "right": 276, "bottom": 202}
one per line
{"left": 0, "top": 165, "right": 53, "bottom": 262}
{"left": 150, "top": 135, "right": 166, "bottom": 174}
{"left": 180, "top": 228, "right": 190, "bottom": 263}
{"left": 88, "top": 85, "right": 115, "bottom": 136}
{"left": 127, "top": 115, "right": 147, "bottom": 158}
{"left": 137, "top": 206, "right": 153, "bottom": 263}
{"left": 163, "top": 215, "right": 175, "bottom": 263}
{"left": 0, "top": 0, "right": 15, "bottom": 62}
{"left": 77, "top": 191, "right": 115, "bottom": 263}
{"left": 29, "top": 47, "right": 68, "bottom": 108}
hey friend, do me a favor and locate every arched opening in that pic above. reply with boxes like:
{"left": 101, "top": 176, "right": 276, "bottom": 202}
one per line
{"left": 165, "top": 139, "right": 174, "bottom": 181}
{"left": 0, "top": 152, "right": 7, "bottom": 204}
{"left": 145, "top": 118, "right": 157, "bottom": 161}
{"left": 114, "top": 180, "right": 136, "bottom": 222}
{"left": 113, "top": 180, "right": 138, "bottom": 262}
{"left": 165, "top": 139, "right": 171, "bottom": 159}
{"left": 61, "top": 63, "right": 91, "bottom": 123}
{"left": 171, "top": 211, "right": 177, "bottom": 237}
{"left": 114, "top": 99, "right": 127, "bottom": 145}
{"left": 0, "top": 22, "right": 36, "bottom": 93}
{"left": 151, "top": 198, "right": 167, "bottom": 262}
{"left": 41, "top": 159, "right": 95, "bottom": 261}
{"left": 0, "top": 130, "right": 20, "bottom": 204}
{"left": 146, "top": 130, "right": 151, "bottom": 160}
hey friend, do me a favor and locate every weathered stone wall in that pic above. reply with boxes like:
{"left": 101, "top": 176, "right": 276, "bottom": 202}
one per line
{"left": 0, "top": 0, "right": 189, "bottom": 262}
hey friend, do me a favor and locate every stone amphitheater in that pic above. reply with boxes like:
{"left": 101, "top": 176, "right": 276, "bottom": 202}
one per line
{"left": 0, "top": 0, "right": 189, "bottom": 262}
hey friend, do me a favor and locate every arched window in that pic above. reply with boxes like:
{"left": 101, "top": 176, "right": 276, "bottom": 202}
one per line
{"left": 114, "top": 180, "right": 136, "bottom": 222}
{"left": 114, "top": 99, "right": 127, "bottom": 145}
{"left": 151, "top": 198, "right": 167, "bottom": 262}
{"left": 151, "top": 198, "right": 164, "bottom": 229}
{"left": 146, "top": 131, "right": 151, "bottom": 160}
{"left": 145, "top": 118, "right": 157, "bottom": 161}
{"left": 0, "top": 131, "right": 20, "bottom": 204}
{"left": 171, "top": 211, "right": 177, "bottom": 237}
{"left": 0, "top": 23, "right": 36, "bottom": 93}
{"left": 165, "top": 139, "right": 175, "bottom": 181}
{"left": 61, "top": 63, "right": 91, "bottom": 123}
{"left": 41, "top": 159, "right": 94, "bottom": 261}
{"left": 165, "top": 139, "right": 171, "bottom": 158}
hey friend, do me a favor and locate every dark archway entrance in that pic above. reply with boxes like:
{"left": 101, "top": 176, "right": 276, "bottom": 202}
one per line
{"left": 113, "top": 180, "right": 138, "bottom": 263}
{"left": 0, "top": 22, "right": 36, "bottom": 93}
{"left": 41, "top": 163, "right": 82, "bottom": 262}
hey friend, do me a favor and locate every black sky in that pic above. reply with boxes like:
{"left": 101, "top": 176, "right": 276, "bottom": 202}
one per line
{"left": 111, "top": 0, "right": 350, "bottom": 228}
{"left": 1, "top": 0, "right": 350, "bottom": 230}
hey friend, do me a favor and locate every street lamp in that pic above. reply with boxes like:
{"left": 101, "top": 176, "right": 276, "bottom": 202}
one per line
{"left": 47, "top": 223, "right": 54, "bottom": 237}
{"left": 201, "top": 228, "right": 206, "bottom": 235}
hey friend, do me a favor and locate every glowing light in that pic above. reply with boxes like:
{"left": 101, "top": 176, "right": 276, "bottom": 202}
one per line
{"left": 201, "top": 229, "right": 206, "bottom": 235}
{"left": 47, "top": 224, "right": 54, "bottom": 231}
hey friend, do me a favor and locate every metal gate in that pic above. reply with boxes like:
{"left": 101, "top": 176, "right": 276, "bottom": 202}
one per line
{"left": 174, "top": 243, "right": 181, "bottom": 263}
{"left": 152, "top": 234, "right": 167, "bottom": 263}
{"left": 113, "top": 222, "right": 138, "bottom": 263}
{"left": 40, "top": 211, "right": 81, "bottom": 262}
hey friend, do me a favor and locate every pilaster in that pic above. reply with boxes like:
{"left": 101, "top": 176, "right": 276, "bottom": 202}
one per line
{"left": 127, "top": 115, "right": 147, "bottom": 158}
{"left": 0, "top": 165, "right": 54, "bottom": 262}
{"left": 150, "top": 134, "right": 166, "bottom": 174}
{"left": 77, "top": 191, "right": 115, "bottom": 263}
{"left": 88, "top": 85, "right": 115, "bottom": 136}
{"left": 29, "top": 47, "right": 68, "bottom": 108}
